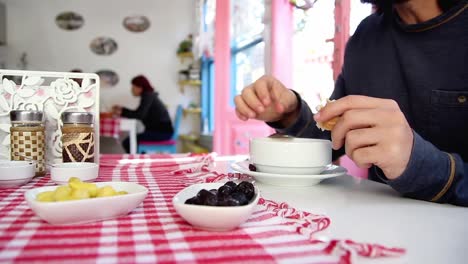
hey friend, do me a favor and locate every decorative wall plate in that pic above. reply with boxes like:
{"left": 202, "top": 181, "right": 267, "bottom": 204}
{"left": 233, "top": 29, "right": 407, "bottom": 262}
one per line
{"left": 123, "top": 15, "right": 151, "bottom": 32}
{"left": 90, "top": 37, "right": 118, "bottom": 56}
{"left": 56, "top": 11, "right": 84, "bottom": 31}
{"left": 0, "top": 70, "right": 100, "bottom": 167}
{"left": 95, "top": 70, "right": 119, "bottom": 88}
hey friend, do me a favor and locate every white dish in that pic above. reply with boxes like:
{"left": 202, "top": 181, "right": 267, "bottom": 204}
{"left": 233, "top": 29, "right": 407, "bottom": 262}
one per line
{"left": 24, "top": 181, "right": 148, "bottom": 225}
{"left": 250, "top": 137, "right": 331, "bottom": 174}
{"left": 0, "top": 160, "right": 35, "bottom": 188}
{"left": 50, "top": 162, "right": 99, "bottom": 184}
{"left": 231, "top": 161, "right": 347, "bottom": 187}
{"left": 172, "top": 182, "right": 260, "bottom": 231}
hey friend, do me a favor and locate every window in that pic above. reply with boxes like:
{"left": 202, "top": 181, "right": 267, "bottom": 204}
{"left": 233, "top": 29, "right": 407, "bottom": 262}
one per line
{"left": 292, "top": 0, "right": 335, "bottom": 110}
{"left": 200, "top": 0, "right": 265, "bottom": 132}
{"left": 231, "top": 39, "right": 265, "bottom": 104}
{"left": 230, "top": 0, "right": 265, "bottom": 106}
{"left": 292, "top": 1, "right": 372, "bottom": 110}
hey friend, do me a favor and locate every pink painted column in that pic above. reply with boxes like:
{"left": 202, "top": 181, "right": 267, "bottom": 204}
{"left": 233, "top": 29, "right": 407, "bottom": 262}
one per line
{"left": 213, "top": 0, "right": 231, "bottom": 154}
{"left": 270, "top": 0, "right": 293, "bottom": 88}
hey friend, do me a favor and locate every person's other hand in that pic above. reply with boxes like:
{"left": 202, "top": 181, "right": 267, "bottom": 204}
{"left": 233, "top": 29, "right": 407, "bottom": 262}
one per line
{"left": 234, "top": 75, "right": 299, "bottom": 126}
{"left": 112, "top": 105, "right": 122, "bottom": 116}
{"left": 314, "top": 95, "right": 414, "bottom": 180}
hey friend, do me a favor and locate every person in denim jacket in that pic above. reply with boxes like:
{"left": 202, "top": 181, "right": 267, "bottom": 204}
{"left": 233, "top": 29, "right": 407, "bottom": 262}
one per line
{"left": 234, "top": 0, "right": 468, "bottom": 206}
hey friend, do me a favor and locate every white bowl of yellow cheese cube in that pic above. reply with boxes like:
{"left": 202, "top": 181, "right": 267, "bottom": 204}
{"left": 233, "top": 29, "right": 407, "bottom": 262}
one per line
{"left": 24, "top": 179, "right": 148, "bottom": 225}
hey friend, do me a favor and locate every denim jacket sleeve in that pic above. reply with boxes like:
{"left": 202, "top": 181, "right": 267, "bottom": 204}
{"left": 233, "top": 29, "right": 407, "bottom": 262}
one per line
{"left": 376, "top": 132, "right": 468, "bottom": 206}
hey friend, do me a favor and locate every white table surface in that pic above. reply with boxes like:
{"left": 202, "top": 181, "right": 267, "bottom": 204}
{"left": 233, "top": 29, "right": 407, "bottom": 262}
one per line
{"left": 213, "top": 156, "right": 468, "bottom": 264}
{"left": 119, "top": 118, "right": 137, "bottom": 154}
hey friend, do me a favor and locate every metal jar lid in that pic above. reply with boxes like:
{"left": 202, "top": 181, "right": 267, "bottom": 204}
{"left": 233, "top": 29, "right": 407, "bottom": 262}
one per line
{"left": 61, "top": 112, "right": 94, "bottom": 124}
{"left": 10, "top": 110, "right": 44, "bottom": 122}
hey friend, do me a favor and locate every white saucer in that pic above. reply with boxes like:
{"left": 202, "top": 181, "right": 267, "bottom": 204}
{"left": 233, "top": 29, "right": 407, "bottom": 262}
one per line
{"left": 230, "top": 160, "right": 347, "bottom": 187}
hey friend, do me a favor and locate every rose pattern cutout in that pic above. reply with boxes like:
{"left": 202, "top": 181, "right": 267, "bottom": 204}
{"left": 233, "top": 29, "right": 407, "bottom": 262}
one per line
{"left": 18, "top": 102, "right": 41, "bottom": 111}
{"left": 51, "top": 79, "right": 81, "bottom": 105}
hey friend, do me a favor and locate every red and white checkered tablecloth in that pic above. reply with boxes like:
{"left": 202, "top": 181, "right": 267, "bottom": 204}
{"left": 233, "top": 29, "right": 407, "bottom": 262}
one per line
{"left": 100, "top": 118, "right": 121, "bottom": 138}
{"left": 0, "top": 153, "right": 405, "bottom": 264}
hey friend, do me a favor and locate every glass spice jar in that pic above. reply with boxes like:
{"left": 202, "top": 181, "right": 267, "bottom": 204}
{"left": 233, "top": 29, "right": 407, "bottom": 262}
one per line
{"left": 10, "top": 110, "right": 46, "bottom": 176}
{"left": 61, "top": 112, "right": 95, "bottom": 163}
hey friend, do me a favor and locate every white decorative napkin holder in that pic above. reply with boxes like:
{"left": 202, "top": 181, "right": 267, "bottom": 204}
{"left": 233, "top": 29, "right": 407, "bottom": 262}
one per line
{"left": 0, "top": 70, "right": 100, "bottom": 168}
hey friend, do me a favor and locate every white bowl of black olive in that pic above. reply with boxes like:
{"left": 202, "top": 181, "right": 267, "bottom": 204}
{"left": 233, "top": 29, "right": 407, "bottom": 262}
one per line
{"left": 172, "top": 181, "right": 259, "bottom": 231}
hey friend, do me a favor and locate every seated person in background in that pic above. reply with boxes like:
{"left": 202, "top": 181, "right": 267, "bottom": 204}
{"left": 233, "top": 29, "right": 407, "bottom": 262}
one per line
{"left": 234, "top": 0, "right": 468, "bottom": 206}
{"left": 112, "top": 75, "right": 174, "bottom": 153}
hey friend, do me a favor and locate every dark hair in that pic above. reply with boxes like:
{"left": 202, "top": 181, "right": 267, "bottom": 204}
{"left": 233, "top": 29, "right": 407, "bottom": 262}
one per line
{"left": 131, "top": 75, "right": 154, "bottom": 93}
{"left": 361, "top": 0, "right": 462, "bottom": 14}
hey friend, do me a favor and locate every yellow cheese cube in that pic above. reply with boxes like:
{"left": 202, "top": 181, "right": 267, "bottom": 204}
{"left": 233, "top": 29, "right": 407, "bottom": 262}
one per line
{"left": 53, "top": 185, "right": 72, "bottom": 201}
{"left": 36, "top": 191, "right": 55, "bottom": 202}
{"left": 70, "top": 188, "right": 91, "bottom": 200}
{"left": 97, "top": 186, "right": 117, "bottom": 197}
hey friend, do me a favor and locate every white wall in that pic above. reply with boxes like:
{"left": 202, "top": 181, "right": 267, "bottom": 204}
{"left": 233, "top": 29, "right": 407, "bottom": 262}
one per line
{"left": 0, "top": 1, "right": 5, "bottom": 68}
{"left": 0, "top": 0, "right": 199, "bottom": 136}
{"left": 0, "top": 46, "right": 5, "bottom": 68}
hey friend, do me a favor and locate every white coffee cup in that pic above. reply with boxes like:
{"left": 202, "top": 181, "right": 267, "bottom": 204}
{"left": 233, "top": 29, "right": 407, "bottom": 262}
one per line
{"left": 249, "top": 137, "right": 332, "bottom": 175}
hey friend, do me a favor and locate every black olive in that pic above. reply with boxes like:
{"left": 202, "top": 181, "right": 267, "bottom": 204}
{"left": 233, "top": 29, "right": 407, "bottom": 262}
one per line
{"left": 202, "top": 194, "right": 218, "bottom": 206}
{"left": 234, "top": 181, "right": 255, "bottom": 201}
{"left": 195, "top": 189, "right": 215, "bottom": 205}
{"left": 230, "top": 192, "right": 249, "bottom": 205}
{"left": 218, "top": 197, "right": 241, "bottom": 206}
{"left": 217, "top": 185, "right": 233, "bottom": 199}
{"left": 185, "top": 197, "right": 201, "bottom": 205}
{"left": 196, "top": 189, "right": 212, "bottom": 199}
{"left": 224, "top": 181, "right": 237, "bottom": 189}
{"left": 209, "top": 189, "right": 218, "bottom": 195}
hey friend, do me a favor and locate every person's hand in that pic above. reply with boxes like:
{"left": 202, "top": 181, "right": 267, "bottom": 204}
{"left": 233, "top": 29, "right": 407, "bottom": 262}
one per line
{"left": 112, "top": 105, "right": 122, "bottom": 116}
{"left": 314, "top": 95, "right": 414, "bottom": 180}
{"left": 234, "top": 75, "right": 299, "bottom": 126}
